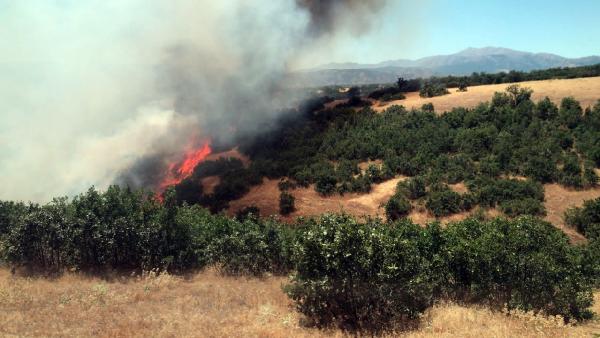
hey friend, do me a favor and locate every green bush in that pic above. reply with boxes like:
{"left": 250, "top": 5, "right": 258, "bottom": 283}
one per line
{"left": 443, "top": 217, "right": 594, "bottom": 321}
{"left": 467, "top": 178, "right": 544, "bottom": 208}
{"left": 564, "top": 197, "right": 600, "bottom": 240}
{"left": 285, "top": 215, "right": 435, "bottom": 331}
{"left": 385, "top": 195, "right": 412, "bottom": 221}
{"left": 398, "top": 176, "right": 427, "bottom": 200}
{"left": 425, "top": 189, "right": 462, "bottom": 217}
{"left": 580, "top": 239, "right": 600, "bottom": 287}
{"left": 499, "top": 198, "right": 546, "bottom": 217}
{"left": 279, "top": 192, "right": 295, "bottom": 216}
{"left": 235, "top": 206, "right": 260, "bottom": 222}
{"left": 419, "top": 82, "right": 449, "bottom": 98}
{"left": 1, "top": 187, "right": 207, "bottom": 273}
{"left": 206, "top": 216, "right": 292, "bottom": 276}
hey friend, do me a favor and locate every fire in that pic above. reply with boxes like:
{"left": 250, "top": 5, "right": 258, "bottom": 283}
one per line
{"left": 157, "top": 138, "right": 212, "bottom": 197}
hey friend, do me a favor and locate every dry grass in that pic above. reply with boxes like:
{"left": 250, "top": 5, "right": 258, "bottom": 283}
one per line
{"left": 1, "top": 268, "right": 598, "bottom": 337}
{"left": 228, "top": 172, "right": 600, "bottom": 242}
{"left": 543, "top": 183, "right": 600, "bottom": 243}
{"left": 374, "top": 76, "right": 600, "bottom": 113}
{"left": 228, "top": 177, "right": 404, "bottom": 221}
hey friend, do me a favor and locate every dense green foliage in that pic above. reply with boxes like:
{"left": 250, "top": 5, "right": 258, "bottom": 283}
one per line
{"left": 220, "top": 86, "right": 600, "bottom": 219}
{"left": 285, "top": 214, "right": 594, "bottom": 330}
{"left": 565, "top": 197, "right": 600, "bottom": 240}
{"left": 0, "top": 189, "right": 596, "bottom": 330}
{"left": 565, "top": 198, "right": 600, "bottom": 286}
{"left": 442, "top": 217, "right": 593, "bottom": 321}
{"left": 0, "top": 187, "right": 290, "bottom": 275}
{"left": 285, "top": 215, "right": 435, "bottom": 331}
{"left": 384, "top": 194, "right": 412, "bottom": 221}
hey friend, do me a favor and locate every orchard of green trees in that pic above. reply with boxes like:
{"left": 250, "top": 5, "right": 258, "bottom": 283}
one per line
{"left": 176, "top": 85, "right": 600, "bottom": 221}
{"left": 0, "top": 188, "right": 598, "bottom": 332}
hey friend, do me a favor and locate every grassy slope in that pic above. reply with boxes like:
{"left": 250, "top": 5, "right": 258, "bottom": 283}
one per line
{"left": 224, "top": 77, "right": 600, "bottom": 242}
{"left": 1, "top": 268, "right": 598, "bottom": 337}
{"left": 374, "top": 76, "right": 600, "bottom": 113}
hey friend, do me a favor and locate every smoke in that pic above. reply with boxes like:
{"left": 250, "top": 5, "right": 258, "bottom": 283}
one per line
{"left": 296, "top": 0, "right": 388, "bottom": 36}
{"left": 0, "top": 0, "right": 389, "bottom": 202}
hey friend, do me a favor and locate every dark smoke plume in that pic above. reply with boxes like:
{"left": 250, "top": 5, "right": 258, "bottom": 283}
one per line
{"left": 296, "top": 0, "right": 387, "bottom": 36}
{"left": 118, "top": 0, "right": 391, "bottom": 191}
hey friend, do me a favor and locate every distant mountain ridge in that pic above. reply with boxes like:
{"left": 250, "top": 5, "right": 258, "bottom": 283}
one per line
{"left": 292, "top": 47, "right": 600, "bottom": 86}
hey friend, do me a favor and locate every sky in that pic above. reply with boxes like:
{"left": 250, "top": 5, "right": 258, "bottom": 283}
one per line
{"left": 298, "top": 0, "right": 600, "bottom": 65}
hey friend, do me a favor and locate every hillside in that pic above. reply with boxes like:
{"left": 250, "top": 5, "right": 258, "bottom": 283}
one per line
{"left": 221, "top": 77, "right": 600, "bottom": 243}
{"left": 374, "top": 76, "right": 600, "bottom": 113}
{"left": 293, "top": 47, "right": 600, "bottom": 86}
{"left": 1, "top": 268, "right": 598, "bottom": 337}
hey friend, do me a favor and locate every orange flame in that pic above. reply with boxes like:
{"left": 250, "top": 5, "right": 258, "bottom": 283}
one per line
{"left": 157, "top": 138, "right": 212, "bottom": 198}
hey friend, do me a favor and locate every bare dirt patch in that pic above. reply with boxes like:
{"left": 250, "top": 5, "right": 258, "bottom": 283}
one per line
{"left": 374, "top": 77, "right": 600, "bottom": 113}
{"left": 228, "top": 177, "right": 405, "bottom": 221}
{"left": 543, "top": 183, "right": 600, "bottom": 243}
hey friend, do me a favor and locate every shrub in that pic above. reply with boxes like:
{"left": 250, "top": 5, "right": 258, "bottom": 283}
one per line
{"left": 419, "top": 82, "right": 449, "bottom": 98}
{"left": 385, "top": 195, "right": 412, "bottom": 221}
{"left": 443, "top": 217, "right": 594, "bottom": 321}
{"left": 235, "top": 206, "right": 260, "bottom": 222}
{"left": 207, "top": 216, "right": 292, "bottom": 276}
{"left": 278, "top": 179, "right": 297, "bottom": 192}
{"left": 279, "top": 192, "right": 295, "bottom": 216}
{"left": 285, "top": 215, "right": 435, "bottom": 331}
{"left": 559, "top": 97, "right": 583, "bottom": 128}
{"left": 467, "top": 178, "right": 544, "bottom": 208}
{"left": 366, "top": 164, "right": 384, "bottom": 183}
{"left": 398, "top": 176, "right": 426, "bottom": 200}
{"left": 580, "top": 239, "right": 600, "bottom": 287}
{"left": 564, "top": 197, "right": 600, "bottom": 240}
{"left": 421, "top": 103, "right": 435, "bottom": 113}
{"left": 425, "top": 189, "right": 462, "bottom": 217}
{"left": 499, "top": 198, "right": 546, "bottom": 217}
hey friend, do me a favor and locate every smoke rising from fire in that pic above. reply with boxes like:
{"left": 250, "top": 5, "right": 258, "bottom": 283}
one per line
{"left": 0, "top": 1, "right": 389, "bottom": 202}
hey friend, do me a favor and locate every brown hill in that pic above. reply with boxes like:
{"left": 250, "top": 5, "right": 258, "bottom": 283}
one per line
{"left": 374, "top": 76, "right": 600, "bottom": 113}
{"left": 221, "top": 78, "right": 600, "bottom": 242}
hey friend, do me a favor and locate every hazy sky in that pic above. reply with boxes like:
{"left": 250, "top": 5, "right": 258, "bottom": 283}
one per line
{"left": 1, "top": 1, "right": 599, "bottom": 65}
{"left": 297, "top": 0, "right": 600, "bottom": 65}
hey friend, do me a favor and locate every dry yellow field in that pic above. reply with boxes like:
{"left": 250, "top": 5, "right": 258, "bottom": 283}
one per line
{"left": 374, "top": 76, "right": 600, "bottom": 113}
{"left": 1, "top": 268, "right": 598, "bottom": 337}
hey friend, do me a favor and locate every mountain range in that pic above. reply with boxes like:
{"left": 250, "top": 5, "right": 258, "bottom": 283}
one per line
{"left": 291, "top": 47, "right": 600, "bottom": 87}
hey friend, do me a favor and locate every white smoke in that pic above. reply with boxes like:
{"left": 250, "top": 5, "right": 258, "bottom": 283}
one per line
{"left": 0, "top": 1, "right": 389, "bottom": 202}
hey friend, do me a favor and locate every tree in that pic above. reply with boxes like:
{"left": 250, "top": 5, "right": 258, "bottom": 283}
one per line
{"left": 398, "top": 176, "right": 426, "bottom": 200}
{"left": 279, "top": 192, "right": 295, "bottom": 215}
{"left": 457, "top": 79, "right": 468, "bottom": 92}
{"left": 559, "top": 97, "right": 583, "bottom": 128}
{"left": 385, "top": 195, "right": 412, "bottom": 221}
{"left": 425, "top": 189, "right": 462, "bottom": 217}
{"left": 505, "top": 85, "right": 533, "bottom": 107}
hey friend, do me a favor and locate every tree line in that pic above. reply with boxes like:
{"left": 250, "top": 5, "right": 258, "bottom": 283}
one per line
{"left": 0, "top": 189, "right": 598, "bottom": 332}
